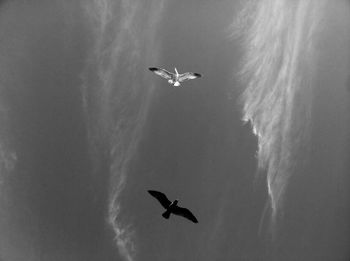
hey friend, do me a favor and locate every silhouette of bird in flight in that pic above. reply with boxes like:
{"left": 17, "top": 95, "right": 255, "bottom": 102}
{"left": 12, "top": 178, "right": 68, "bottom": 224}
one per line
{"left": 149, "top": 67, "right": 202, "bottom": 87}
{"left": 148, "top": 190, "right": 198, "bottom": 223}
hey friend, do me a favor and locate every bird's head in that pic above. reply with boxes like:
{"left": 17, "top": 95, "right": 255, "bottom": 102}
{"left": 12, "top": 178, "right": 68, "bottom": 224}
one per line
{"left": 173, "top": 199, "right": 179, "bottom": 205}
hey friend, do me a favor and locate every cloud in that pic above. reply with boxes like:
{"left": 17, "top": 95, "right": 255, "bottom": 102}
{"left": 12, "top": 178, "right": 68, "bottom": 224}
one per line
{"left": 233, "top": 0, "right": 326, "bottom": 233}
{"left": 82, "top": 0, "right": 166, "bottom": 260}
{"left": 0, "top": 106, "right": 17, "bottom": 188}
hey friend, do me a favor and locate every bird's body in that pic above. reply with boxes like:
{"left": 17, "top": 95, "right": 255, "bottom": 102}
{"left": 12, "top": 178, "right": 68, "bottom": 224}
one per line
{"left": 149, "top": 67, "right": 202, "bottom": 87}
{"left": 161, "top": 200, "right": 178, "bottom": 219}
{"left": 148, "top": 190, "right": 198, "bottom": 223}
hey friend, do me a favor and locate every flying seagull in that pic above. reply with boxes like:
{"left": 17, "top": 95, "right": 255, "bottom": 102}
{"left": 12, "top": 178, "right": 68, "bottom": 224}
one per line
{"left": 149, "top": 67, "right": 202, "bottom": 87}
{"left": 148, "top": 190, "right": 198, "bottom": 223}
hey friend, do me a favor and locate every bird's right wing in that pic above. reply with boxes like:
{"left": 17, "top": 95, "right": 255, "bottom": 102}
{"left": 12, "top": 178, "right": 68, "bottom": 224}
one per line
{"left": 149, "top": 67, "right": 173, "bottom": 80}
{"left": 178, "top": 72, "right": 202, "bottom": 82}
{"left": 172, "top": 206, "right": 198, "bottom": 223}
{"left": 148, "top": 190, "right": 172, "bottom": 209}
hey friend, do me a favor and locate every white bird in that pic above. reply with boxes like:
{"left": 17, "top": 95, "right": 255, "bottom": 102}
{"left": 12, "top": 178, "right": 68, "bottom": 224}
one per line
{"left": 149, "top": 67, "right": 202, "bottom": 86}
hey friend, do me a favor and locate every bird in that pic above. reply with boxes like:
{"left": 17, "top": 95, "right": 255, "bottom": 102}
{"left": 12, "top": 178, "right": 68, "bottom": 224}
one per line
{"left": 149, "top": 67, "right": 202, "bottom": 87}
{"left": 148, "top": 190, "right": 198, "bottom": 223}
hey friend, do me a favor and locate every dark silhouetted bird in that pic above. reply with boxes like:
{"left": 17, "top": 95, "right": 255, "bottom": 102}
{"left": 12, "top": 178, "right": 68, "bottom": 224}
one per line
{"left": 148, "top": 190, "right": 198, "bottom": 223}
{"left": 149, "top": 67, "right": 202, "bottom": 87}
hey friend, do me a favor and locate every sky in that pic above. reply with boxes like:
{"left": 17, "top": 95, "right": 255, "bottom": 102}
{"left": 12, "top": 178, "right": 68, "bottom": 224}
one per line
{"left": 0, "top": 0, "right": 349, "bottom": 261}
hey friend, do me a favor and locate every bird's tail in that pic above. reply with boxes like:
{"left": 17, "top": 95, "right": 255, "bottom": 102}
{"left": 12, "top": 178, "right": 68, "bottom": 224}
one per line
{"left": 162, "top": 210, "right": 171, "bottom": 219}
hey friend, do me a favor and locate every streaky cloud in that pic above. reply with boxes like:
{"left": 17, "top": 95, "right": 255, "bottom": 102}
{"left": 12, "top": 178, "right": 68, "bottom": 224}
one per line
{"left": 0, "top": 103, "right": 17, "bottom": 190}
{"left": 82, "top": 0, "right": 165, "bottom": 260}
{"left": 233, "top": 0, "right": 326, "bottom": 233}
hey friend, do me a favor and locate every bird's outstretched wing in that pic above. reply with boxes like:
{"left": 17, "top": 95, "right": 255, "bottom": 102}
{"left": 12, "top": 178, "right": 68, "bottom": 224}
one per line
{"left": 172, "top": 206, "right": 198, "bottom": 223}
{"left": 178, "top": 72, "right": 202, "bottom": 82}
{"left": 148, "top": 190, "right": 172, "bottom": 209}
{"left": 149, "top": 67, "right": 173, "bottom": 80}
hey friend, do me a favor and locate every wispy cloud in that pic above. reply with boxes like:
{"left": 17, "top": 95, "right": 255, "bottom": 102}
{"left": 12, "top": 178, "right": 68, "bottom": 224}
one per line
{"left": 0, "top": 144, "right": 17, "bottom": 187}
{"left": 0, "top": 106, "right": 17, "bottom": 189}
{"left": 82, "top": 0, "right": 165, "bottom": 260}
{"left": 233, "top": 0, "right": 325, "bottom": 232}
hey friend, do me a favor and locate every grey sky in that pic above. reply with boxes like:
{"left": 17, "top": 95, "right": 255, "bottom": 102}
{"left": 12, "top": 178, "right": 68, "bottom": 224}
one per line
{"left": 0, "top": 1, "right": 349, "bottom": 261}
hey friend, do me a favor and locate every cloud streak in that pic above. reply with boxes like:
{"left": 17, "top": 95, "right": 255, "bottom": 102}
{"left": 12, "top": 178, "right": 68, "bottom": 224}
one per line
{"left": 234, "top": 0, "right": 325, "bottom": 232}
{"left": 82, "top": 0, "right": 165, "bottom": 260}
{"left": 0, "top": 92, "right": 17, "bottom": 192}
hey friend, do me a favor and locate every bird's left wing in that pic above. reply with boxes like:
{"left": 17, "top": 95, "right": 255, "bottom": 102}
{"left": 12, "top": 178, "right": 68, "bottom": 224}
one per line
{"left": 149, "top": 67, "right": 173, "bottom": 80}
{"left": 172, "top": 206, "right": 198, "bottom": 223}
{"left": 148, "top": 190, "right": 172, "bottom": 209}
{"left": 178, "top": 72, "right": 202, "bottom": 82}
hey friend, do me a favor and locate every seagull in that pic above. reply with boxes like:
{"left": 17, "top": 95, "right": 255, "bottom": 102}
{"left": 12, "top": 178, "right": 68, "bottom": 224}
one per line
{"left": 148, "top": 190, "right": 198, "bottom": 223}
{"left": 149, "top": 67, "right": 202, "bottom": 87}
